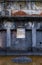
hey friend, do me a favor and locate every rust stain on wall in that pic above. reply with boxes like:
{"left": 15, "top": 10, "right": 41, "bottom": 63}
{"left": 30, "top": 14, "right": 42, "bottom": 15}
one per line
{"left": 11, "top": 10, "right": 28, "bottom": 16}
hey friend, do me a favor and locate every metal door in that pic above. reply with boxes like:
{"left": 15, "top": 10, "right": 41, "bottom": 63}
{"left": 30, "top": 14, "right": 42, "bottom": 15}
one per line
{"left": 0, "top": 30, "right": 6, "bottom": 48}
{"left": 36, "top": 30, "right": 42, "bottom": 48}
{"left": 26, "top": 30, "right": 32, "bottom": 51}
{"left": 11, "top": 29, "right": 32, "bottom": 51}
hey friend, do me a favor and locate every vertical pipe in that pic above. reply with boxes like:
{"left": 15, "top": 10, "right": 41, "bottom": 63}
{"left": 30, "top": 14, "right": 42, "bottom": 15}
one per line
{"left": 32, "top": 23, "right": 36, "bottom": 51}
{"left": 7, "top": 28, "right": 11, "bottom": 47}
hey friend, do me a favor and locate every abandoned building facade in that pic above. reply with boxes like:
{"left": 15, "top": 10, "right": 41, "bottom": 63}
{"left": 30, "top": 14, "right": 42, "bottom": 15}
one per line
{"left": 0, "top": 0, "right": 42, "bottom": 55}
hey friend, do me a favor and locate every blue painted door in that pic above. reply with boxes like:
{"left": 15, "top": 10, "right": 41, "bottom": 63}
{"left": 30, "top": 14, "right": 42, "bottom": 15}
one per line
{"left": 0, "top": 30, "right": 6, "bottom": 48}
{"left": 11, "top": 29, "right": 32, "bottom": 51}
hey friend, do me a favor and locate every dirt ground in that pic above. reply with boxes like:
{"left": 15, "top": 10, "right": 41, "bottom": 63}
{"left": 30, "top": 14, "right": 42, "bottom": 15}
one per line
{"left": 0, "top": 56, "right": 42, "bottom": 65}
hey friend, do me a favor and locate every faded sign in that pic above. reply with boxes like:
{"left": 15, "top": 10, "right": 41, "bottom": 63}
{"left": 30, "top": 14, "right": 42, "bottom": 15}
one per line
{"left": 17, "top": 28, "right": 25, "bottom": 38}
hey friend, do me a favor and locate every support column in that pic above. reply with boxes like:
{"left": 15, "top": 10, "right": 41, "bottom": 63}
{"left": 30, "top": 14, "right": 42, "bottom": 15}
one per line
{"left": 32, "top": 23, "right": 36, "bottom": 51}
{"left": 7, "top": 28, "right": 11, "bottom": 47}
{"left": 4, "top": 22, "right": 12, "bottom": 48}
